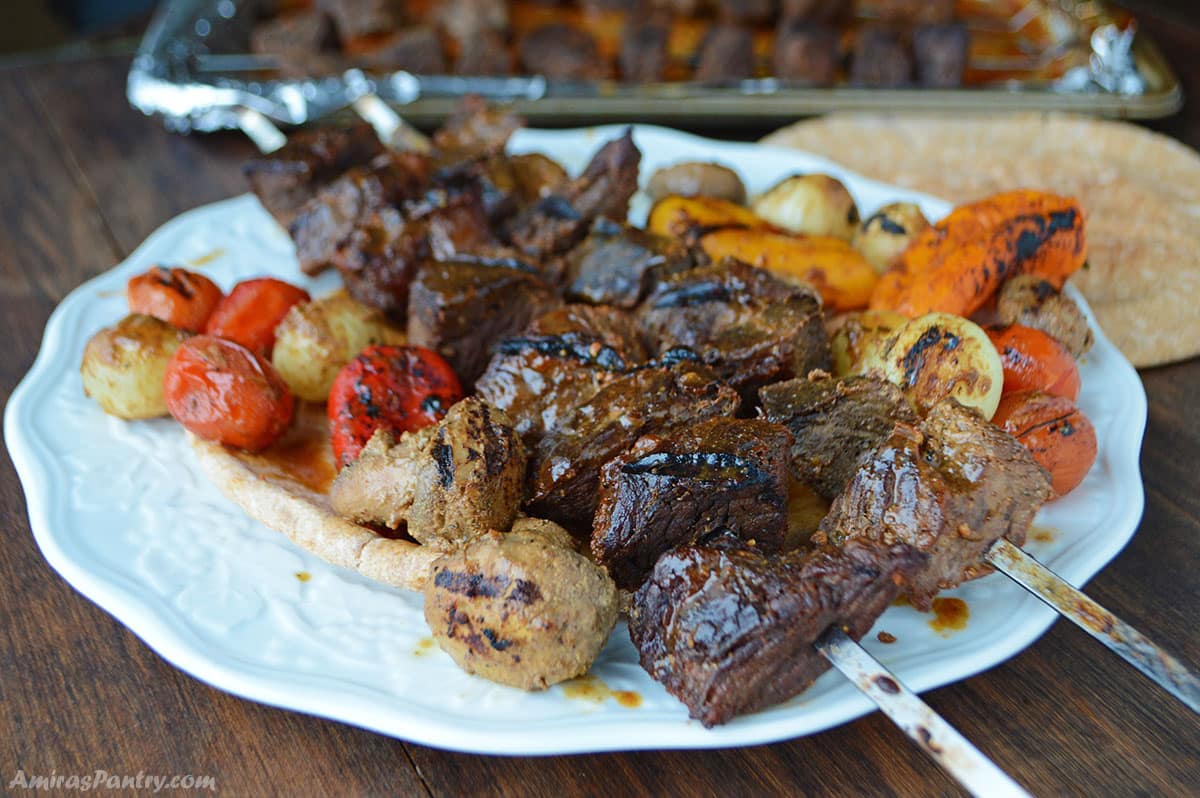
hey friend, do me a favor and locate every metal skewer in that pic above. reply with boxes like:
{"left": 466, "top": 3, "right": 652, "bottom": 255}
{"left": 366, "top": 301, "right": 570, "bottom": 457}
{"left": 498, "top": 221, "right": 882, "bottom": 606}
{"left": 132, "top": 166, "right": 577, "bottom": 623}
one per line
{"left": 818, "top": 628, "right": 1032, "bottom": 798}
{"left": 986, "top": 538, "right": 1200, "bottom": 714}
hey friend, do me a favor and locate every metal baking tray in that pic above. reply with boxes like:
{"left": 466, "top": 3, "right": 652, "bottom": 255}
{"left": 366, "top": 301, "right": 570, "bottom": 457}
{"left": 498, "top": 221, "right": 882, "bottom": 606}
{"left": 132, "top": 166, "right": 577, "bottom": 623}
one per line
{"left": 127, "top": 0, "right": 1183, "bottom": 137}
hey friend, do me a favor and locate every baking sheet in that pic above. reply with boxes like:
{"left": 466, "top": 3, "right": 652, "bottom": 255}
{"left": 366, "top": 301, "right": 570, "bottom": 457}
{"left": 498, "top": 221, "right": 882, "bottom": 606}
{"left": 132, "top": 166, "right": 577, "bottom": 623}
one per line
{"left": 127, "top": 0, "right": 1182, "bottom": 135}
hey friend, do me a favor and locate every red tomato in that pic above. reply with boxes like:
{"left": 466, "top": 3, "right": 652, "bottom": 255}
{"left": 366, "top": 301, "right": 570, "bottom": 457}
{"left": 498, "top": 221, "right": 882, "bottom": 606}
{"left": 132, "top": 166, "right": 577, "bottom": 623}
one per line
{"left": 204, "top": 278, "right": 310, "bottom": 356}
{"left": 164, "top": 335, "right": 294, "bottom": 451}
{"left": 328, "top": 345, "right": 464, "bottom": 467}
{"left": 993, "top": 390, "right": 1097, "bottom": 497}
{"left": 127, "top": 266, "right": 224, "bottom": 333}
{"left": 987, "top": 324, "right": 1080, "bottom": 400}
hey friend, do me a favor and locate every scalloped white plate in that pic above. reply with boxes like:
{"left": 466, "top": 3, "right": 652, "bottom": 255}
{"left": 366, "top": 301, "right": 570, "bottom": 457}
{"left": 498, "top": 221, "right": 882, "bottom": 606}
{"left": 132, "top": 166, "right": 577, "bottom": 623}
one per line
{"left": 5, "top": 126, "right": 1147, "bottom": 754}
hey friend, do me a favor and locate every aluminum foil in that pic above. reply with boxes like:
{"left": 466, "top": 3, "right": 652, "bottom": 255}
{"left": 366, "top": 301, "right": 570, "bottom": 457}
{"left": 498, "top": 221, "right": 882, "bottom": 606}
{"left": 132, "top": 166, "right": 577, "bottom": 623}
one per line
{"left": 127, "top": 0, "right": 1169, "bottom": 138}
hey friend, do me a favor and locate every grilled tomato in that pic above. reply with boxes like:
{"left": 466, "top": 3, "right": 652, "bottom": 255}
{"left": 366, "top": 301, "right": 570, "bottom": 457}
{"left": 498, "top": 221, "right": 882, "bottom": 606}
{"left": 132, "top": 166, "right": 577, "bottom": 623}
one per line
{"left": 204, "top": 277, "right": 310, "bottom": 356}
{"left": 328, "top": 345, "right": 464, "bottom": 468}
{"left": 126, "top": 266, "right": 224, "bottom": 333}
{"left": 164, "top": 335, "right": 294, "bottom": 451}
{"left": 993, "top": 390, "right": 1097, "bottom": 496}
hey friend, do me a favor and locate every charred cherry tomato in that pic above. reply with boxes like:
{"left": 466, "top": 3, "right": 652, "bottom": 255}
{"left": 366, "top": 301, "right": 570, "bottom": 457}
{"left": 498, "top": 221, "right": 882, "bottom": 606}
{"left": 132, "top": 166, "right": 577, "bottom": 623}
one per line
{"left": 987, "top": 324, "right": 1080, "bottom": 401}
{"left": 164, "top": 335, "right": 294, "bottom": 451}
{"left": 993, "top": 390, "right": 1097, "bottom": 497}
{"left": 127, "top": 266, "right": 224, "bottom": 333}
{"left": 328, "top": 345, "right": 463, "bottom": 468}
{"left": 204, "top": 278, "right": 310, "bottom": 357}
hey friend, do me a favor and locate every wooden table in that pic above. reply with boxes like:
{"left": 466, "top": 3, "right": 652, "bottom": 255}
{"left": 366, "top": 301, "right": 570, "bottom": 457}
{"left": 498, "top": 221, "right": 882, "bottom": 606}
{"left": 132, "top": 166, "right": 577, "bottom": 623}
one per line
{"left": 2, "top": 8, "right": 1198, "bottom": 797}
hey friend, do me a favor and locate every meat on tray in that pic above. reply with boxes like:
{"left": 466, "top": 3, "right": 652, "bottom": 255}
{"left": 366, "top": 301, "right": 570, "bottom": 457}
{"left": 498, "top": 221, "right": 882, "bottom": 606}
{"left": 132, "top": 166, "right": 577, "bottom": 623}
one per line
{"left": 455, "top": 29, "right": 514, "bottom": 76}
{"left": 357, "top": 26, "right": 447, "bottom": 74}
{"left": 242, "top": 123, "right": 385, "bottom": 225}
{"left": 289, "top": 151, "right": 432, "bottom": 275}
{"left": 773, "top": 21, "right": 840, "bottom": 84}
{"left": 850, "top": 27, "right": 913, "bottom": 87}
{"left": 620, "top": 18, "right": 670, "bottom": 83}
{"left": 407, "top": 258, "right": 559, "bottom": 387}
{"left": 433, "top": 0, "right": 509, "bottom": 45}
{"left": 591, "top": 418, "right": 793, "bottom": 590}
{"left": 636, "top": 258, "right": 831, "bottom": 396}
{"left": 508, "top": 130, "right": 642, "bottom": 259}
{"left": 815, "top": 399, "right": 1053, "bottom": 610}
{"left": 518, "top": 24, "right": 610, "bottom": 81}
{"left": 526, "top": 362, "right": 741, "bottom": 528}
{"left": 759, "top": 373, "right": 916, "bottom": 500}
{"left": 913, "top": 23, "right": 969, "bottom": 88}
{"left": 475, "top": 304, "right": 648, "bottom": 447}
{"left": 629, "top": 536, "right": 926, "bottom": 727}
{"left": 564, "top": 219, "right": 696, "bottom": 309}
{"left": 694, "top": 24, "right": 756, "bottom": 83}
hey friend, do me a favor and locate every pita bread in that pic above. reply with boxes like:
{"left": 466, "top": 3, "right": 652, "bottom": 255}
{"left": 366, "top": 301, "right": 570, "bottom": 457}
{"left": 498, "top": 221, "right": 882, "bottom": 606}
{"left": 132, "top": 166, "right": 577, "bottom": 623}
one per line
{"left": 190, "top": 402, "right": 442, "bottom": 590}
{"left": 762, "top": 112, "right": 1200, "bottom": 367}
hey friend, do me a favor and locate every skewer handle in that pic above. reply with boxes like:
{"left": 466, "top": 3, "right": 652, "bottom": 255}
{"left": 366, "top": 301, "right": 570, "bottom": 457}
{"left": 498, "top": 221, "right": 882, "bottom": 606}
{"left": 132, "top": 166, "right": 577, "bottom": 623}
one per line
{"left": 818, "top": 628, "right": 1032, "bottom": 798}
{"left": 987, "top": 538, "right": 1200, "bottom": 715}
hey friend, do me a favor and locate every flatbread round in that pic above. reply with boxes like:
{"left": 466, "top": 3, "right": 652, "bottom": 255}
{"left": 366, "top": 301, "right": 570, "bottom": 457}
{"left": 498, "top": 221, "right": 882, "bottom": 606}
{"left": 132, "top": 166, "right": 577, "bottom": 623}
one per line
{"left": 762, "top": 112, "right": 1200, "bottom": 367}
{"left": 190, "top": 402, "right": 442, "bottom": 590}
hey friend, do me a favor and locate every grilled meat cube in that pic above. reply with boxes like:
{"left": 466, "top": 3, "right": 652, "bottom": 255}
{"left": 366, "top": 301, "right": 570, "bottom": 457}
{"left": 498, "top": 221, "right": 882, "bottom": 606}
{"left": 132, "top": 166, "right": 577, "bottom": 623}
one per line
{"left": 816, "top": 399, "right": 1053, "bottom": 610}
{"left": 629, "top": 539, "right": 926, "bottom": 727}
{"left": 475, "top": 304, "right": 647, "bottom": 446}
{"left": 997, "top": 275, "right": 1094, "bottom": 358}
{"left": 508, "top": 131, "right": 642, "bottom": 260}
{"left": 773, "top": 20, "right": 839, "bottom": 84}
{"left": 243, "top": 123, "right": 384, "bottom": 225}
{"left": 637, "top": 258, "right": 830, "bottom": 395}
{"left": 850, "top": 27, "right": 912, "bottom": 87}
{"left": 527, "top": 363, "right": 741, "bottom": 528}
{"left": 432, "top": 96, "right": 524, "bottom": 169}
{"left": 913, "top": 23, "right": 968, "bottom": 88}
{"left": 694, "top": 24, "right": 755, "bottom": 83}
{"left": 318, "top": 0, "right": 402, "bottom": 40}
{"left": 620, "top": 18, "right": 669, "bottom": 82}
{"left": 407, "top": 259, "right": 559, "bottom": 386}
{"left": 592, "top": 418, "right": 793, "bottom": 590}
{"left": 759, "top": 373, "right": 916, "bottom": 500}
{"left": 289, "top": 151, "right": 432, "bottom": 275}
{"left": 425, "top": 525, "right": 618, "bottom": 691}
{"left": 564, "top": 219, "right": 695, "bottom": 308}
{"left": 329, "top": 398, "right": 526, "bottom": 548}
{"left": 358, "top": 25, "right": 446, "bottom": 74}
{"left": 331, "top": 206, "right": 428, "bottom": 321}
{"left": 518, "top": 24, "right": 610, "bottom": 80}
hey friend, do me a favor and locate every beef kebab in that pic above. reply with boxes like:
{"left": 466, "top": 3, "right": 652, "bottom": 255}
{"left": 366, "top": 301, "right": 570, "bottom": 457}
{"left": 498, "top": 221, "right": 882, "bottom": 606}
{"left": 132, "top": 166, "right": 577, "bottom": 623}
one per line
{"left": 91, "top": 98, "right": 1194, "bottom": 792}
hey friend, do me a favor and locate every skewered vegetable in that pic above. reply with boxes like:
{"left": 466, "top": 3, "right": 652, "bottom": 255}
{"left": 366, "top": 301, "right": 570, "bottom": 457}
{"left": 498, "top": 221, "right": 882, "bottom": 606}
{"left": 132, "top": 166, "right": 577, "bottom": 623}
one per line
{"left": 853, "top": 202, "right": 930, "bottom": 274}
{"left": 699, "top": 229, "right": 878, "bottom": 311}
{"left": 204, "top": 277, "right": 311, "bottom": 356}
{"left": 993, "top": 390, "right": 1097, "bottom": 496}
{"left": 126, "top": 266, "right": 224, "bottom": 333}
{"left": 272, "top": 290, "right": 406, "bottom": 401}
{"left": 870, "top": 191, "right": 1087, "bottom": 318}
{"left": 865, "top": 312, "right": 1004, "bottom": 419}
{"left": 752, "top": 174, "right": 859, "bottom": 239}
{"left": 163, "top": 335, "right": 294, "bottom": 451}
{"left": 81, "top": 314, "right": 190, "bottom": 419}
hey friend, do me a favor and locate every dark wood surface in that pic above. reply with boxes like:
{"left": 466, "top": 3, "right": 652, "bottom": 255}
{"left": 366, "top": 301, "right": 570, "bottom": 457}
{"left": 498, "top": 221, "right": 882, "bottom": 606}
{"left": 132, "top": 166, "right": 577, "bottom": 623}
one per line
{"left": 2, "top": 8, "right": 1198, "bottom": 797}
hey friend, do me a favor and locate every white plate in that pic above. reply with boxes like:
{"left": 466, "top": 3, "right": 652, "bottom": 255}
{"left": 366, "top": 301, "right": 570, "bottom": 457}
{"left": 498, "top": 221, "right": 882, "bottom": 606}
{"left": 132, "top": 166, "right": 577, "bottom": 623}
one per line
{"left": 5, "top": 126, "right": 1147, "bottom": 755}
